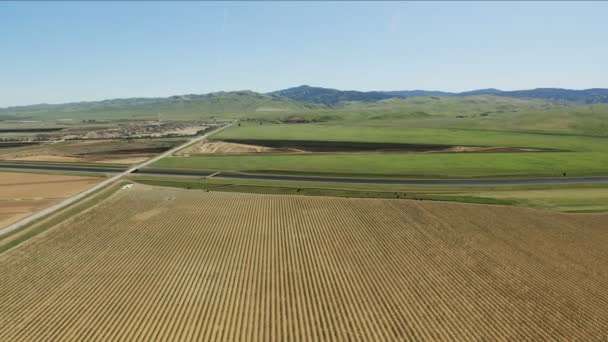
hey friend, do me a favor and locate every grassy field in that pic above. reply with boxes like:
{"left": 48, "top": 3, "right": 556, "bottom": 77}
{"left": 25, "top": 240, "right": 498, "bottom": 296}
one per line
{"left": 212, "top": 123, "right": 608, "bottom": 151}
{"left": 131, "top": 175, "right": 608, "bottom": 212}
{"left": 1, "top": 184, "right": 607, "bottom": 340}
{"left": 471, "top": 187, "right": 608, "bottom": 213}
{"left": 5, "top": 94, "right": 608, "bottom": 179}
{"left": 131, "top": 175, "right": 518, "bottom": 205}
{"left": 328, "top": 101, "right": 608, "bottom": 136}
{"left": 156, "top": 109, "right": 608, "bottom": 177}
{"left": 154, "top": 151, "right": 608, "bottom": 178}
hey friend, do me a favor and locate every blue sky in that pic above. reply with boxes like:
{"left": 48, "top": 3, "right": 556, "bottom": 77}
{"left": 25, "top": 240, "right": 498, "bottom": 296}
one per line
{"left": 1, "top": 1, "right": 606, "bottom": 107}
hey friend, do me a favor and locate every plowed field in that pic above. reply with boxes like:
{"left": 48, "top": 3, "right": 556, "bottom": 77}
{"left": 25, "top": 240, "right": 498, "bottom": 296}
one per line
{"left": 0, "top": 172, "right": 100, "bottom": 228}
{"left": 1, "top": 185, "right": 607, "bottom": 340}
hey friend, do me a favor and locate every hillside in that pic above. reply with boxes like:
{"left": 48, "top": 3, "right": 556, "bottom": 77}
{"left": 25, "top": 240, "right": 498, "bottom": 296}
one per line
{"left": 2, "top": 85, "right": 607, "bottom": 123}
{"left": 0, "top": 91, "right": 320, "bottom": 121}
{"left": 493, "top": 88, "right": 608, "bottom": 103}
{"left": 270, "top": 85, "right": 608, "bottom": 105}
{"left": 268, "top": 85, "right": 394, "bottom": 105}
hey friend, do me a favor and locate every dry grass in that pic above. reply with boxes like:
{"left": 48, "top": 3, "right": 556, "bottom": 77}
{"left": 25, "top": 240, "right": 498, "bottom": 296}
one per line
{"left": 0, "top": 172, "right": 100, "bottom": 228}
{"left": 175, "top": 140, "right": 295, "bottom": 155}
{"left": 0, "top": 185, "right": 607, "bottom": 340}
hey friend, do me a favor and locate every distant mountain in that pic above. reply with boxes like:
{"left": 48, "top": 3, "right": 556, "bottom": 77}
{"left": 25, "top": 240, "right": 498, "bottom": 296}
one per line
{"left": 387, "top": 88, "right": 608, "bottom": 104}
{"left": 3, "top": 86, "right": 608, "bottom": 120}
{"left": 270, "top": 85, "right": 608, "bottom": 105}
{"left": 382, "top": 90, "right": 455, "bottom": 98}
{"left": 492, "top": 88, "right": 608, "bottom": 104}
{"left": 268, "top": 85, "right": 394, "bottom": 105}
{"left": 457, "top": 88, "right": 503, "bottom": 96}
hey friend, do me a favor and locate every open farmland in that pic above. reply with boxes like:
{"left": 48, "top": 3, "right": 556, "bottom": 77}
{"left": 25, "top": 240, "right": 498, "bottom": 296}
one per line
{"left": 154, "top": 122, "right": 608, "bottom": 178}
{"left": 154, "top": 150, "right": 608, "bottom": 178}
{"left": 1, "top": 184, "right": 607, "bottom": 340}
{"left": 0, "top": 138, "right": 185, "bottom": 165}
{"left": 0, "top": 171, "right": 101, "bottom": 228}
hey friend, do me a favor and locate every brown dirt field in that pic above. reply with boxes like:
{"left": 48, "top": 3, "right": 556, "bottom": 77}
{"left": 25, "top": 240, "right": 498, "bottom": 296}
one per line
{"left": 176, "top": 140, "right": 299, "bottom": 155}
{"left": 0, "top": 199, "right": 56, "bottom": 228}
{"left": 9, "top": 154, "right": 148, "bottom": 164}
{"left": 0, "top": 185, "right": 608, "bottom": 341}
{"left": 95, "top": 156, "right": 149, "bottom": 164}
{"left": 9, "top": 155, "right": 85, "bottom": 163}
{"left": 0, "top": 172, "right": 101, "bottom": 229}
{"left": 0, "top": 139, "right": 182, "bottom": 164}
{"left": 0, "top": 184, "right": 607, "bottom": 340}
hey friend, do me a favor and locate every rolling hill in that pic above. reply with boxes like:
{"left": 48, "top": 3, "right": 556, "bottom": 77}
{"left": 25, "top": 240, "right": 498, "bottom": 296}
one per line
{"left": 272, "top": 85, "right": 608, "bottom": 105}
{"left": 268, "top": 85, "right": 393, "bottom": 105}
{"left": 0, "top": 91, "right": 321, "bottom": 121}
{"left": 1, "top": 85, "right": 607, "bottom": 122}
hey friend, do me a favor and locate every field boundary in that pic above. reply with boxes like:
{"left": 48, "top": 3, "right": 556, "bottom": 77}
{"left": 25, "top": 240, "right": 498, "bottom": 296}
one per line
{"left": 132, "top": 176, "right": 517, "bottom": 205}
{"left": 137, "top": 167, "right": 608, "bottom": 185}
{"left": 0, "top": 181, "right": 126, "bottom": 255}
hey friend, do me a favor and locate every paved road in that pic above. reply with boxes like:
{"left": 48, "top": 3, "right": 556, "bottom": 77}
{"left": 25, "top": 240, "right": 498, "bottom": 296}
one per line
{"left": 135, "top": 168, "right": 608, "bottom": 186}
{"left": 0, "top": 123, "right": 234, "bottom": 238}
{"left": 0, "top": 163, "right": 126, "bottom": 173}
{"left": 3, "top": 161, "right": 608, "bottom": 187}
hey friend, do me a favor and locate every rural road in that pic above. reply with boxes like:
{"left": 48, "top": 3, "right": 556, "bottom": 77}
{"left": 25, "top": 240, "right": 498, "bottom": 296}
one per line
{"left": 0, "top": 122, "right": 234, "bottom": 238}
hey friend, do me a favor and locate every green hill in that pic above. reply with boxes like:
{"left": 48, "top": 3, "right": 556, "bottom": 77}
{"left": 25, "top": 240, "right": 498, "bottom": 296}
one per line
{"left": 0, "top": 91, "right": 320, "bottom": 121}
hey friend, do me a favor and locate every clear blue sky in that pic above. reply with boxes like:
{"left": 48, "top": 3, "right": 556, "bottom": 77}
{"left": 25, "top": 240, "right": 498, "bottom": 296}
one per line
{"left": 1, "top": 1, "right": 606, "bottom": 107}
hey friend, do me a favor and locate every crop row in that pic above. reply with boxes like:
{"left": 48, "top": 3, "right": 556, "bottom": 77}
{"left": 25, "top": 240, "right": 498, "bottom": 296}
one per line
{"left": 0, "top": 186, "right": 607, "bottom": 340}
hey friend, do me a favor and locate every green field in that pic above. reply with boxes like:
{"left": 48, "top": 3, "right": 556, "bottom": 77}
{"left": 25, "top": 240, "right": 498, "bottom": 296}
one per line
{"left": 213, "top": 124, "right": 608, "bottom": 151}
{"left": 155, "top": 118, "right": 608, "bottom": 178}
{"left": 130, "top": 175, "right": 608, "bottom": 213}
{"left": 154, "top": 151, "right": 608, "bottom": 178}
{"left": 146, "top": 94, "right": 608, "bottom": 178}
{"left": 5, "top": 93, "right": 608, "bottom": 179}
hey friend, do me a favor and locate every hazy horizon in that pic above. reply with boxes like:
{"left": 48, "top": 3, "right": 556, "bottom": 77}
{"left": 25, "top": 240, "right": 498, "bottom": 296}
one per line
{"left": 2, "top": 1, "right": 607, "bottom": 107}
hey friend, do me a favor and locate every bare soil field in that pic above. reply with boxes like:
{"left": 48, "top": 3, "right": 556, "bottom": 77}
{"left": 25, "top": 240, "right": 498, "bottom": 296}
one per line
{"left": 77, "top": 121, "right": 209, "bottom": 139}
{"left": 0, "top": 139, "right": 184, "bottom": 164}
{"left": 0, "top": 184, "right": 606, "bottom": 340}
{"left": 0, "top": 172, "right": 100, "bottom": 228}
{"left": 0, "top": 120, "right": 211, "bottom": 140}
{"left": 0, "top": 199, "right": 56, "bottom": 228}
{"left": 175, "top": 140, "right": 299, "bottom": 155}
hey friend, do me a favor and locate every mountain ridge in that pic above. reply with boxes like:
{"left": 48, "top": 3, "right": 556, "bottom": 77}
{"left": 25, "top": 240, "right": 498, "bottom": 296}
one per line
{"left": 273, "top": 85, "right": 608, "bottom": 105}
{"left": 2, "top": 86, "right": 608, "bottom": 113}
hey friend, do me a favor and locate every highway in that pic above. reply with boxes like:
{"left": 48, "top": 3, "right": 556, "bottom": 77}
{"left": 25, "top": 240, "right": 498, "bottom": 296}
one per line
{"left": 3, "top": 162, "right": 608, "bottom": 187}
{"left": 136, "top": 169, "right": 608, "bottom": 186}
{"left": 0, "top": 163, "right": 125, "bottom": 174}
